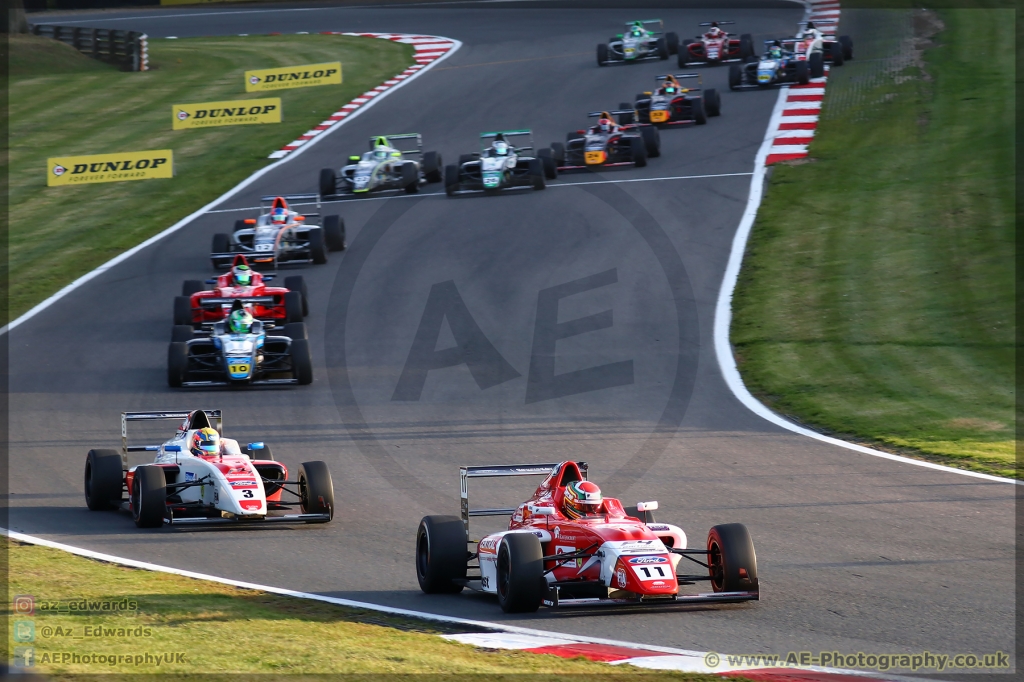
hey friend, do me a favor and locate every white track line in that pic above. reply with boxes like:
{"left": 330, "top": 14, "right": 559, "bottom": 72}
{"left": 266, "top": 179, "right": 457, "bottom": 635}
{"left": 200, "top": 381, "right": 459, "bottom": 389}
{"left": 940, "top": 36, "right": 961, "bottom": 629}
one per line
{"left": 0, "top": 35, "right": 461, "bottom": 337}
{"left": 1, "top": 528, "right": 941, "bottom": 682}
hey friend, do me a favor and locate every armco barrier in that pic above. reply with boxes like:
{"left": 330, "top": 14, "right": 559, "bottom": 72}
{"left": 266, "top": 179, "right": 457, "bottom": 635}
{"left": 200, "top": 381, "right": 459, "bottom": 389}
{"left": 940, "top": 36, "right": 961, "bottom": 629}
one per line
{"left": 30, "top": 24, "right": 149, "bottom": 71}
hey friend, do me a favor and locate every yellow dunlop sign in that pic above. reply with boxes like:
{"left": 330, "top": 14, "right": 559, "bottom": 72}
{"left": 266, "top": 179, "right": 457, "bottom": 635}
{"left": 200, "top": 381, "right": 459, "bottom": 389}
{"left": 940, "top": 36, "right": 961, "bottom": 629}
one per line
{"left": 173, "top": 98, "right": 281, "bottom": 129}
{"left": 47, "top": 150, "right": 173, "bottom": 187}
{"left": 245, "top": 62, "right": 342, "bottom": 92}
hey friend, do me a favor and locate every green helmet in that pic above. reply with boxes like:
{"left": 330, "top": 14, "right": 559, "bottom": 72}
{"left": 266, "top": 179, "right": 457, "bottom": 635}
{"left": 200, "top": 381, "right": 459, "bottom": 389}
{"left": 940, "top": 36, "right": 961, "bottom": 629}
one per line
{"left": 232, "top": 265, "right": 253, "bottom": 287}
{"left": 228, "top": 308, "right": 253, "bottom": 334}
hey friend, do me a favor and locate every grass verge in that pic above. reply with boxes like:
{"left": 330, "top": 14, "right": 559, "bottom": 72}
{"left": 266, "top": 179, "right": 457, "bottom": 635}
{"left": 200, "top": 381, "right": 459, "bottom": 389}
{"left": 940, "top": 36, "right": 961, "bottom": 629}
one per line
{"left": 8, "top": 33, "right": 414, "bottom": 322}
{"left": 6, "top": 539, "right": 728, "bottom": 678}
{"left": 731, "top": 9, "right": 1016, "bottom": 478}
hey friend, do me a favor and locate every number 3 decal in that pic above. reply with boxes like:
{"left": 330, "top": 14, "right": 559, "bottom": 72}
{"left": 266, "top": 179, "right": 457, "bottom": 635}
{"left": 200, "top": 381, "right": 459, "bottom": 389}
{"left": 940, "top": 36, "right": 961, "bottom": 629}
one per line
{"left": 243, "top": 490, "right": 254, "bottom": 498}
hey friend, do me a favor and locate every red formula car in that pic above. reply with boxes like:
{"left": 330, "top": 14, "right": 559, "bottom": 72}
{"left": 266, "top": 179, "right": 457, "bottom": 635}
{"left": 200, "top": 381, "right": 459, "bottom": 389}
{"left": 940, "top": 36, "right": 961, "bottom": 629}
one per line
{"left": 416, "top": 461, "right": 759, "bottom": 612}
{"left": 173, "top": 254, "right": 308, "bottom": 336}
{"left": 678, "top": 21, "right": 754, "bottom": 67}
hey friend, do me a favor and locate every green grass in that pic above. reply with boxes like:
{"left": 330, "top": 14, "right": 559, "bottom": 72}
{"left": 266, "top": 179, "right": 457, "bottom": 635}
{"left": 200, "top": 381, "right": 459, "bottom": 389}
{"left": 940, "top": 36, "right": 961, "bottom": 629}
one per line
{"left": 6, "top": 539, "right": 728, "bottom": 679}
{"left": 731, "top": 9, "right": 1016, "bottom": 478}
{"left": 8, "top": 33, "right": 414, "bottom": 322}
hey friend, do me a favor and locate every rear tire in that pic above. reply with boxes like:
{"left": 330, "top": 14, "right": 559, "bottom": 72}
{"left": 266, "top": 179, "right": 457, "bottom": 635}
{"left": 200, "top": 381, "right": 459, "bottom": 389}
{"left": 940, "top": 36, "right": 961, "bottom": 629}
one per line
{"left": 416, "top": 515, "right": 467, "bottom": 594}
{"left": 729, "top": 63, "right": 742, "bottom": 90}
{"left": 422, "top": 151, "right": 443, "bottom": 183}
{"left": 795, "top": 60, "right": 810, "bottom": 85}
{"left": 529, "top": 158, "right": 545, "bottom": 190}
{"left": 131, "top": 466, "right": 166, "bottom": 529}
{"left": 291, "top": 338, "right": 313, "bottom": 385}
{"left": 550, "top": 142, "right": 565, "bottom": 166}
{"left": 211, "top": 233, "right": 231, "bottom": 263}
{"left": 319, "top": 168, "right": 337, "bottom": 197}
{"left": 444, "top": 164, "right": 459, "bottom": 196}
{"left": 284, "top": 275, "right": 310, "bottom": 316}
{"left": 299, "top": 461, "right": 334, "bottom": 520}
{"left": 402, "top": 161, "right": 419, "bottom": 194}
{"left": 85, "top": 449, "right": 123, "bottom": 511}
{"left": 322, "top": 215, "right": 346, "bottom": 252}
{"left": 839, "top": 35, "right": 853, "bottom": 60}
{"left": 629, "top": 136, "right": 647, "bottom": 168}
{"left": 639, "top": 126, "right": 660, "bottom": 157}
{"left": 616, "top": 105, "right": 634, "bottom": 126}
{"left": 656, "top": 37, "right": 669, "bottom": 60}
{"left": 830, "top": 41, "right": 844, "bottom": 66}
{"left": 284, "top": 291, "right": 304, "bottom": 323}
{"left": 167, "top": 342, "right": 188, "bottom": 388}
{"left": 679, "top": 39, "right": 693, "bottom": 67}
{"left": 708, "top": 523, "right": 758, "bottom": 593}
{"left": 171, "top": 325, "right": 194, "bottom": 343}
{"left": 597, "top": 43, "right": 609, "bottom": 66}
{"left": 173, "top": 296, "right": 193, "bottom": 326}
{"left": 809, "top": 52, "right": 824, "bottom": 78}
{"left": 182, "top": 280, "right": 204, "bottom": 296}
{"left": 705, "top": 89, "right": 721, "bottom": 117}
{"left": 537, "top": 149, "right": 558, "bottom": 179}
{"left": 496, "top": 533, "right": 544, "bottom": 613}
{"left": 283, "top": 322, "right": 308, "bottom": 341}
{"left": 665, "top": 31, "right": 679, "bottom": 55}
{"left": 308, "top": 228, "right": 327, "bottom": 265}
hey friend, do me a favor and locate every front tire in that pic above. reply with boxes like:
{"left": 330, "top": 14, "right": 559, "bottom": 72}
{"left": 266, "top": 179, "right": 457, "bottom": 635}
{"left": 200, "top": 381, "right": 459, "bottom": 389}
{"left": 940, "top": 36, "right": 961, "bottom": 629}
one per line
{"left": 656, "top": 37, "right": 669, "bottom": 60}
{"left": 496, "top": 533, "right": 544, "bottom": 613}
{"left": 597, "top": 43, "right": 609, "bottom": 66}
{"left": 173, "top": 296, "right": 193, "bottom": 327}
{"left": 795, "top": 60, "right": 810, "bottom": 85}
{"left": 85, "top": 449, "right": 123, "bottom": 511}
{"left": 283, "top": 322, "right": 308, "bottom": 341}
{"left": 729, "top": 63, "right": 742, "bottom": 90}
{"left": 704, "top": 89, "right": 721, "bottom": 117}
{"left": 830, "top": 41, "right": 844, "bottom": 66}
{"left": 839, "top": 35, "right": 853, "bottom": 60}
{"left": 629, "top": 136, "right": 647, "bottom": 168}
{"left": 444, "top": 164, "right": 459, "bottom": 196}
{"left": 308, "top": 228, "right": 327, "bottom": 265}
{"left": 809, "top": 52, "right": 824, "bottom": 79}
{"left": 692, "top": 96, "right": 707, "bottom": 125}
{"left": 416, "top": 515, "right": 467, "bottom": 594}
{"left": 171, "top": 325, "right": 194, "bottom": 343}
{"left": 665, "top": 31, "right": 679, "bottom": 55}
{"left": 291, "top": 338, "right": 313, "bottom": 385}
{"left": 284, "top": 291, "right": 304, "bottom": 323}
{"left": 529, "top": 158, "right": 545, "bottom": 190}
{"left": 550, "top": 142, "right": 565, "bottom": 166}
{"left": 298, "top": 461, "right": 334, "bottom": 520}
{"left": 639, "top": 126, "right": 660, "bottom": 158}
{"left": 319, "top": 168, "right": 337, "bottom": 197}
{"left": 537, "top": 149, "right": 558, "bottom": 179}
{"left": 421, "top": 151, "right": 443, "bottom": 183}
{"left": 739, "top": 33, "right": 754, "bottom": 59}
{"left": 707, "top": 523, "right": 758, "bottom": 593}
{"left": 322, "top": 215, "right": 346, "bottom": 252}
{"left": 402, "top": 161, "right": 419, "bottom": 194}
{"left": 284, "top": 275, "right": 310, "bottom": 316}
{"left": 131, "top": 466, "right": 166, "bottom": 529}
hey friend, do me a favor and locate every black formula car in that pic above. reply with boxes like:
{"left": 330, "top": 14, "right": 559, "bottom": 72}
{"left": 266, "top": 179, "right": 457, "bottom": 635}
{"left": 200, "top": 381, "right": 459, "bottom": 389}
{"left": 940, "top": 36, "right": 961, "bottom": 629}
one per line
{"left": 444, "top": 130, "right": 557, "bottom": 196}
{"left": 626, "top": 74, "right": 721, "bottom": 127}
{"left": 552, "top": 111, "right": 660, "bottom": 170}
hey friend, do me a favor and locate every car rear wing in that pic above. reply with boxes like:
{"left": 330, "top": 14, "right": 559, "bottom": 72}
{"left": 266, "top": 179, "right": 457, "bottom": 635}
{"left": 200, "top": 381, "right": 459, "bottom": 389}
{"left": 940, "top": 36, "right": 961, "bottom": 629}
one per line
{"left": 369, "top": 133, "right": 422, "bottom": 155}
{"left": 194, "top": 296, "right": 278, "bottom": 307}
{"left": 480, "top": 129, "right": 534, "bottom": 152}
{"left": 699, "top": 21, "right": 734, "bottom": 26}
{"left": 656, "top": 73, "right": 703, "bottom": 90}
{"left": 259, "top": 193, "right": 321, "bottom": 216}
{"left": 459, "top": 462, "right": 588, "bottom": 535}
{"left": 121, "top": 410, "right": 222, "bottom": 466}
{"left": 625, "top": 18, "right": 663, "bottom": 29}
{"left": 588, "top": 110, "right": 634, "bottom": 118}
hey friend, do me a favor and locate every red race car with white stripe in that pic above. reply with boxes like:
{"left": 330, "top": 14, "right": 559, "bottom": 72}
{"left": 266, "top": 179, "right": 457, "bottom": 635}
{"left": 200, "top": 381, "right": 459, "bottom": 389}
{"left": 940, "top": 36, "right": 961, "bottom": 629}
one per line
{"left": 416, "top": 461, "right": 759, "bottom": 612}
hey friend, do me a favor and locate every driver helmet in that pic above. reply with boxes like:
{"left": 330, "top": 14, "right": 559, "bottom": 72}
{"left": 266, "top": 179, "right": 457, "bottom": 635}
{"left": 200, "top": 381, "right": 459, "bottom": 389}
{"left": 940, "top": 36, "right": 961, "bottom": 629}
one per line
{"left": 663, "top": 80, "right": 677, "bottom": 94}
{"left": 190, "top": 427, "right": 220, "bottom": 457}
{"left": 270, "top": 207, "right": 288, "bottom": 225}
{"left": 373, "top": 145, "right": 389, "bottom": 160}
{"left": 631, "top": 25, "right": 643, "bottom": 37}
{"left": 227, "top": 307, "right": 254, "bottom": 334}
{"left": 563, "top": 480, "right": 603, "bottom": 520}
{"left": 232, "top": 264, "right": 253, "bottom": 287}
{"left": 598, "top": 117, "right": 613, "bottom": 133}
{"left": 708, "top": 24, "right": 722, "bottom": 37}
{"left": 769, "top": 45, "right": 782, "bottom": 58}
{"left": 493, "top": 140, "right": 509, "bottom": 156}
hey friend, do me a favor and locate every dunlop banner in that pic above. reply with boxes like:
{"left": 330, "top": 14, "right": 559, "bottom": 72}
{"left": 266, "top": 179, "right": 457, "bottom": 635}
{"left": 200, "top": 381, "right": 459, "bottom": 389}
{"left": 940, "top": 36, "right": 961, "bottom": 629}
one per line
{"left": 173, "top": 98, "right": 281, "bottom": 129}
{"left": 245, "top": 62, "right": 342, "bottom": 92}
{"left": 47, "top": 150, "right": 173, "bottom": 187}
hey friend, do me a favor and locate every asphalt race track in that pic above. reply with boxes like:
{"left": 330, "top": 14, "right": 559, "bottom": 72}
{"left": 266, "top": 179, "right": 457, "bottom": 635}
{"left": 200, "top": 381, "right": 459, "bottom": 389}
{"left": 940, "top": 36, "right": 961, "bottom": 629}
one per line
{"left": 9, "top": 0, "right": 1014, "bottom": 664}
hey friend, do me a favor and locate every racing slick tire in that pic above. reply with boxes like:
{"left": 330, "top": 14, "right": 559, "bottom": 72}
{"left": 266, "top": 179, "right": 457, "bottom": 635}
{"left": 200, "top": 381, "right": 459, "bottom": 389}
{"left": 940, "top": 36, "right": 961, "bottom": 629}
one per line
{"left": 284, "top": 275, "right": 310, "bottom": 316}
{"left": 708, "top": 523, "right": 759, "bottom": 594}
{"left": 211, "top": 232, "right": 231, "bottom": 261}
{"left": 596, "top": 43, "right": 609, "bottom": 66}
{"left": 795, "top": 60, "right": 810, "bottom": 85}
{"left": 247, "top": 443, "right": 273, "bottom": 460}
{"left": 550, "top": 142, "right": 565, "bottom": 166}
{"left": 678, "top": 39, "right": 693, "bottom": 67}
{"left": 629, "top": 136, "right": 648, "bottom": 168}
{"left": 729, "top": 63, "right": 742, "bottom": 90}
{"left": 298, "top": 460, "right": 334, "bottom": 520}
{"left": 416, "top": 515, "right": 467, "bottom": 594}
{"left": 422, "top": 151, "right": 443, "bottom": 183}
{"left": 182, "top": 280, "right": 204, "bottom": 296}
{"left": 705, "top": 89, "right": 721, "bottom": 117}
{"left": 85, "top": 449, "right": 123, "bottom": 511}
{"left": 497, "top": 533, "right": 544, "bottom": 613}
{"left": 537, "top": 148, "right": 558, "bottom": 179}
{"left": 692, "top": 96, "right": 707, "bottom": 125}
{"left": 739, "top": 33, "right": 754, "bottom": 59}
{"left": 319, "top": 168, "right": 337, "bottom": 197}
{"left": 167, "top": 342, "right": 189, "bottom": 388}
{"left": 656, "top": 37, "right": 669, "bottom": 60}
{"left": 283, "top": 322, "right": 308, "bottom": 341}
{"left": 639, "top": 125, "right": 660, "bottom": 158}
{"left": 291, "top": 338, "right": 314, "bottom": 385}
{"left": 401, "top": 161, "right": 419, "bottom": 194}
{"left": 308, "top": 228, "right": 328, "bottom": 265}
{"left": 323, "top": 215, "right": 346, "bottom": 252}
{"left": 809, "top": 52, "right": 825, "bottom": 78}
{"left": 529, "top": 158, "right": 545, "bottom": 191}
{"left": 284, "top": 291, "right": 304, "bottom": 323}
{"left": 665, "top": 31, "right": 679, "bottom": 55}
{"left": 171, "top": 325, "right": 194, "bottom": 343}
{"left": 839, "top": 35, "right": 853, "bottom": 60}
{"left": 173, "top": 296, "right": 194, "bottom": 327}
{"left": 624, "top": 505, "right": 658, "bottom": 524}
{"left": 131, "top": 465, "right": 167, "bottom": 529}
{"left": 444, "top": 164, "right": 460, "bottom": 196}
{"left": 830, "top": 41, "right": 844, "bottom": 66}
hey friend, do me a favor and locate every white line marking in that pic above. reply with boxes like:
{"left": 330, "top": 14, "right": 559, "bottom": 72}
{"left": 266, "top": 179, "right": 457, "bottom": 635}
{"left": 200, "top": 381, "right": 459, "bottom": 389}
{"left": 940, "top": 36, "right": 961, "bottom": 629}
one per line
{"left": 0, "top": 35, "right": 462, "bottom": 337}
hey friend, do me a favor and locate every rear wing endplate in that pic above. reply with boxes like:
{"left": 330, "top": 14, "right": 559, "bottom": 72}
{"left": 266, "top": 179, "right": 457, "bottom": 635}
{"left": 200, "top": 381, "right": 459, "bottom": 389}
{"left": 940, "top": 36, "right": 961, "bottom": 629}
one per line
{"left": 121, "top": 410, "right": 222, "bottom": 466}
{"left": 459, "top": 462, "right": 588, "bottom": 535}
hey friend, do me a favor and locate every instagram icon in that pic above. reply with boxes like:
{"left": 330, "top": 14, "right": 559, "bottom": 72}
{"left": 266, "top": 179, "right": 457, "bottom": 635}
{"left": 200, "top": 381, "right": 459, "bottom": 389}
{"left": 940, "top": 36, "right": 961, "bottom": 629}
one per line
{"left": 12, "top": 595, "right": 35, "bottom": 616}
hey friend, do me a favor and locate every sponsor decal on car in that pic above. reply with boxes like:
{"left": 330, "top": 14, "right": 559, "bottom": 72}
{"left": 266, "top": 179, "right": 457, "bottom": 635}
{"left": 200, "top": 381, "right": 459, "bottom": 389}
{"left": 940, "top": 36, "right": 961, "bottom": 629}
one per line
{"left": 616, "top": 567, "right": 628, "bottom": 588}
{"left": 172, "top": 98, "right": 282, "bottom": 130}
{"left": 184, "top": 472, "right": 196, "bottom": 482}
{"left": 555, "top": 545, "right": 579, "bottom": 568}
{"left": 647, "top": 524, "right": 670, "bottom": 531}
{"left": 47, "top": 150, "right": 173, "bottom": 187}
{"left": 629, "top": 556, "right": 668, "bottom": 564}
{"left": 229, "top": 480, "right": 257, "bottom": 488}
{"left": 239, "top": 500, "right": 263, "bottom": 511}
{"left": 478, "top": 537, "right": 500, "bottom": 553}
{"left": 245, "top": 62, "right": 342, "bottom": 92}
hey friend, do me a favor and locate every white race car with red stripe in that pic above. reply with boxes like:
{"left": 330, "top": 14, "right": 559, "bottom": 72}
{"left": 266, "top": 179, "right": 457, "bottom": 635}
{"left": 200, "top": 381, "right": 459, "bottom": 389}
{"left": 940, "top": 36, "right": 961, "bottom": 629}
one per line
{"left": 84, "top": 410, "right": 333, "bottom": 528}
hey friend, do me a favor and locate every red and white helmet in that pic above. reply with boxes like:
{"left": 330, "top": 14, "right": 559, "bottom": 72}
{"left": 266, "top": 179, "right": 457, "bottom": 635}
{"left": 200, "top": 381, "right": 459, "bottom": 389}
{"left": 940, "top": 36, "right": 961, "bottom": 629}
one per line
{"left": 598, "top": 118, "right": 613, "bottom": 133}
{"left": 563, "top": 480, "right": 603, "bottom": 519}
